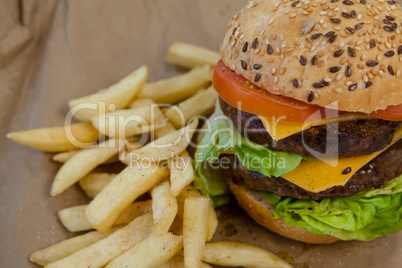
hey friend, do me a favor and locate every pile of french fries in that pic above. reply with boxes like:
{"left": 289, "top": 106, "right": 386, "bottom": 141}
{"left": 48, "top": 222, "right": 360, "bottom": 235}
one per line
{"left": 7, "top": 42, "right": 292, "bottom": 268}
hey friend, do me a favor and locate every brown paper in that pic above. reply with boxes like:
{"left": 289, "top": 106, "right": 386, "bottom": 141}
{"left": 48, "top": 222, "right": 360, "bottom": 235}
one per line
{"left": 1, "top": 0, "right": 402, "bottom": 267}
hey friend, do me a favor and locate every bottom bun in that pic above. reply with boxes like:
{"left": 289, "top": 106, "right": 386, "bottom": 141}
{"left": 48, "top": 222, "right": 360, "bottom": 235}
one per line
{"left": 229, "top": 181, "right": 340, "bottom": 244}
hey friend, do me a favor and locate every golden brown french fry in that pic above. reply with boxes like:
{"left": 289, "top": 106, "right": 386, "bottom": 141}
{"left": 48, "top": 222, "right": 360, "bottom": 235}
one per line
{"left": 206, "top": 207, "right": 218, "bottom": 242}
{"left": 151, "top": 181, "right": 178, "bottom": 234}
{"left": 133, "top": 118, "right": 198, "bottom": 162}
{"left": 30, "top": 230, "right": 115, "bottom": 266}
{"left": 130, "top": 98, "right": 177, "bottom": 138}
{"left": 7, "top": 122, "right": 99, "bottom": 152}
{"left": 86, "top": 164, "right": 168, "bottom": 232}
{"left": 202, "top": 242, "right": 292, "bottom": 268}
{"left": 165, "top": 42, "right": 220, "bottom": 69}
{"left": 138, "top": 65, "right": 211, "bottom": 103}
{"left": 172, "top": 186, "right": 218, "bottom": 241}
{"left": 169, "top": 151, "right": 195, "bottom": 197}
{"left": 129, "top": 98, "right": 156, "bottom": 109}
{"left": 159, "top": 254, "right": 213, "bottom": 268}
{"left": 69, "top": 65, "right": 148, "bottom": 122}
{"left": 91, "top": 106, "right": 164, "bottom": 138}
{"left": 79, "top": 173, "right": 117, "bottom": 198}
{"left": 52, "top": 151, "right": 79, "bottom": 163}
{"left": 183, "top": 197, "right": 210, "bottom": 268}
{"left": 106, "top": 233, "right": 183, "bottom": 268}
{"left": 165, "top": 86, "right": 218, "bottom": 128}
{"left": 58, "top": 200, "right": 152, "bottom": 232}
{"left": 50, "top": 139, "right": 120, "bottom": 196}
{"left": 45, "top": 214, "right": 153, "bottom": 268}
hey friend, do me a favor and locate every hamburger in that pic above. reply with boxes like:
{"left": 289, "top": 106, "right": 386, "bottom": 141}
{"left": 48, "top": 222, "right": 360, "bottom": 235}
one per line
{"left": 194, "top": 0, "right": 402, "bottom": 244}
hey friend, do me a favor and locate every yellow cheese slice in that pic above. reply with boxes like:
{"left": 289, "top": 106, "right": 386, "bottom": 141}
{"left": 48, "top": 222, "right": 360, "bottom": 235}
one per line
{"left": 281, "top": 125, "right": 402, "bottom": 193}
{"left": 259, "top": 113, "right": 371, "bottom": 141}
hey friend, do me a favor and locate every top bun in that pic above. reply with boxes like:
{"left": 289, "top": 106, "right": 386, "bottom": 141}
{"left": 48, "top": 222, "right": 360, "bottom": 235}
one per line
{"left": 220, "top": 0, "right": 402, "bottom": 113}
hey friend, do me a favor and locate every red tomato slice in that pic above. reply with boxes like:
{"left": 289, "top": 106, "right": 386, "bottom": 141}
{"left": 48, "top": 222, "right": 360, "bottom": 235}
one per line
{"left": 213, "top": 60, "right": 402, "bottom": 122}
{"left": 370, "top": 105, "right": 402, "bottom": 121}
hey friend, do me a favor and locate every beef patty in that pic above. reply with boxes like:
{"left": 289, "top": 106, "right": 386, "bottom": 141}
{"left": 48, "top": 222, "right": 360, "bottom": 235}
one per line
{"left": 223, "top": 139, "right": 402, "bottom": 200}
{"left": 220, "top": 98, "right": 401, "bottom": 158}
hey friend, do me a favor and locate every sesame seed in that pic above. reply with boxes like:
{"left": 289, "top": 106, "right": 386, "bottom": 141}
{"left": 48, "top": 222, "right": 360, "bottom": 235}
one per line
{"left": 268, "top": 18, "right": 274, "bottom": 25}
{"left": 267, "top": 44, "right": 273, "bottom": 54}
{"left": 300, "top": 55, "right": 307, "bottom": 66}
{"left": 388, "top": 66, "right": 395, "bottom": 75}
{"left": 342, "top": 167, "right": 352, "bottom": 174}
{"left": 292, "top": 79, "right": 299, "bottom": 88}
{"left": 242, "top": 42, "right": 248, "bottom": 52}
{"left": 348, "top": 47, "right": 356, "bottom": 57}
{"left": 355, "top": 23, "right": 364, "bottom": 30}
{"left": 384, "top": 50, "right": 395, "bottom": 57}
{"left": 343, "top": 0, "right": 354, "bottom": 5}
{"left": 330, "top": 18, "right": 341, "bottom": 23}
{"left": 339, "top": 41, "right": 345, "bottom": 48}
{"left": 313, "top": 82, "right": 324, "bottom": 88}
{"left": 307, "top": 91, "right": 314, "bottom": 102}
{"left": 396, "top": 70, "right": 401, "bottom": 78}
{"left": 311, "top": 33, "right": 323, "bottom": 40}
{"left": 363, "top": 74, "right": 369, "bottom": 82}
{"left": 255, "top": 73, "right": 261, "bottom": 82}
{"left": 291, "top": 0, "right": 300, "bottom": 7}
{"left": 386, "top": 15, "right": 395, "bottom": 21}
{"left": 377, "top": 54, "right": 382, "bottom": 61}
{"left": 360, "top": 0, "right": 366, "bottom": 3}
{"left": 253, "top": 64, "right": 262, "bottom": 70}
{"left": 399, "top": 46, "right": 402, "bottom": 55}
{"left": 329, "top": 66, "right": 342, "bottom": 73}
{"left": 379, "top": 70, "right": 385, "bottom": 77}
{"left": 346, "top": 81, "right": 353, "bottom": 86}
{"left": 345, "top": 65, "right": 352, "bottom": 77}
{"left": 334, "top": 50, "right": 345, "bottom": 57}
{"left": 383, "top": 19, "right": 392, "bottom": 25}
{"left": 366, "top": 60, "right": 378, "bottom": 67}
{"left": 357, "top": 14, "right": 363, "bottom": 20}
{"left": 320, "top": 80, "right": 330, "bottom": 86}
{"left": 302, "top": 18, "right": 316, "bottom": 34}
{"left": 357, "top": 63, "right": 364, "bottom": 69}
{"left": 384, "top": 25, "right": 395, "bottom": 32}
{"left": 336, "top": 73, "right": 343, "bottom": 80}
{"left": 334, "top": 88, "right": 343, "bottom": 93}
{"left": 274, "top": 77, "right": 279, "bottom": 84}
{"left": 272, "top": 68, "right": 277, "bottom": 75}
{"left": 311, "top": 55, "right": 318, "bottom": 65}
{"left": 324, "top": 31, "right": 336, "bottom": 38}
{"left": 232, "top": 27, "right": 237, "bottom": 35}
{"left": 365, "top": 81, "right": 373, "bottom": 88}
{"left": 370, "top": 39, "right": 376, "bottom": 48}
{"left": 348, "top": 83, "right": 358, "bottom": 91}
{"left": 328, "top": 35, "right": 338, "bottom": 43}
{"left": 350, "top": 10, "right": 357, "bottom": 18}
{"left": 252, "top": 38, "right": 259, "bottom": 49}
{"left": 241, "top": 60, "right": 247, "bottom": 70}
{"left": 346, "top": 27, "right": 355, "bottom": 34}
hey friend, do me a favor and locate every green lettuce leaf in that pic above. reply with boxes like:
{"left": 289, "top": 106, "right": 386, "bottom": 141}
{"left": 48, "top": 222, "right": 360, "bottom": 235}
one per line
{"left": 194, "top": 103, "right": 309, "bottom": 207}
{"left": 261, "top": 174, "right": 402, "bottom": 241}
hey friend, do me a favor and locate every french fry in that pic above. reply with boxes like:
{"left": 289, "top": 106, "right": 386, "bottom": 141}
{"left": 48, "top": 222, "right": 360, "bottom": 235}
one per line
{"left": 183, "top": 197, "right": 210, "bottom": 268}
{"left": 69, "top": 65, "right": 148, "bottom": 122}
{"left": 52, "top": 151, "right": 79, "bottom": 163}
{"left": 176, "top": 186, "right": 217, "bottom": 241}
{"left": 169, "top": 151, "right": 195, "bottom": 197}
{"left": 79, "top": 173, "right": 117, "bottom": 198}
{"left": 165, "top": 86, "right": 218, "bottom": 128}
{"left": 201, "top": 242, "right": 292, "bottom": 268}
{"left": 151, "top": 181, "right": 178, "bottom": 234}
{"left": 134, "top": 118, "right": 198, "bottom": 162}
{"left": 50, "top": 139, "right": 120, "bottom": 196}
{"left": 106, "top": 233, "right": 183, "bottom": 268}
{"left": 85, "top": 164, "right": 169, "bottom": 232}
{"left": 58, "top": 200, "right": 152, "bottom": 232}
{"left": 159, "top": 254, "right": 213, "bottom": 268}
{"left": 206, "top": 207, "right": 218, "bottom": 242}
{"left": 45, "top": 214, "right": 153, "bottom": 268}
{"left": 7, "top": 122, "right": 99, "bottom": 152}
{"left": 30, "top": 230, "right": 115, "bottom": 266}
{"left": 129, "top": 98, "right": 176, "bottom": 138}
{"left": 165, "top": 42, "right": 220, "bottom": 69}
{"left": 91, "top": 106, "right": 164, "bottom": 138}
{"left": 138, "top": 65, "right": 211, "bottom": 103}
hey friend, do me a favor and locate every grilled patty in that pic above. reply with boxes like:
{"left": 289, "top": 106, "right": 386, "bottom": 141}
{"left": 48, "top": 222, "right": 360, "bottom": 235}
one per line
{"left": 220, "top": 98, "right": 401, "bottom": 158}
{"left": 223, "top": 139, "right": 402, "bottom": 200}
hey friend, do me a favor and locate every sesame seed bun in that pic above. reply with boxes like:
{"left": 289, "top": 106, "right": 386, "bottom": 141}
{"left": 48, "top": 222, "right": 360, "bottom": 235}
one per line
{"left": 220, "top": 0, "right": 402, "bottom": 113}
{"left": 229, "top": 180, "right": 340, "bottom": 244}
